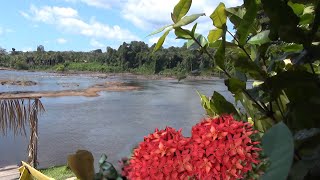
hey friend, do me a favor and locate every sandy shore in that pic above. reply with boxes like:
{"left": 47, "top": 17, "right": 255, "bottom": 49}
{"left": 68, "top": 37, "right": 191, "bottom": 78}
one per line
{"left": 0, "top": 82, "right": 141, "bottom": 98}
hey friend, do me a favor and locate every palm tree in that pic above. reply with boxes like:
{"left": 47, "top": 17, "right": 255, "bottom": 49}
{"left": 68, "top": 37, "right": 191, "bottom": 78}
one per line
{"left": 0, "top": 97, "right": 44, "bottom": 168}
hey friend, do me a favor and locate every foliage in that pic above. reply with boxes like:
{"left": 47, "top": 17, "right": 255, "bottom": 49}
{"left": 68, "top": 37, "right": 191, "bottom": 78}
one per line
{"left": 40, "top": 166, "right": 74, "bottom": 180}
{"left": 14, "top": 60, "right": 29, "bottom": 70}
{"left": 0, "top": 42, "right": 222, "bottom": 76}
{"left": 123, "top": 115, "right": 261, "bottom": 180}
{"left": 151, "top": 0, "right": 320, "bottom": 179}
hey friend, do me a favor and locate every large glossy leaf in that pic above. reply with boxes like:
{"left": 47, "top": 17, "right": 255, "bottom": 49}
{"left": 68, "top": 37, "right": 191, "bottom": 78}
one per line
{"left": 147, "top": 24, "right": 172, "bottom": 37}
{"left": 212, "top": 91, "right": 239, "bottom": 115}
{"left": 174, "top": 27, "right": 192, "bottom": 39}
{"left": 261, "top": 0, "right": 305, "bottom": 43}
{"left": 191, "top": 23, "right": 197, "bottom": 36}
{"left": 173, "top": 13, "right": 205, "bottom": 28}
{"left": 153, "top": 29, "right": 171, "bottom": 52}
{"left": 233, "top": 56, "right": 267, "bottom": 80}
{"left": 288, "top": 2, "right": 305, "bottom": 16}
{"left": 173, "top": 0, "right": 192, "bottom": 22}
{"left": 208, "top": 29, "right": 223, "bottom": 43}
{"left": 186, "top": 34, "right": 207, "bottom": 50}
{"left": 248, "top": 30, "right": 271, "bottom": 45}
{"left": 299, "top": 13, "right": 314, "bottom": 25}
{"left": 197, "top": 91, "right": 217, "bottom": 117}
{"left": 210, "top": 3, "right": 227, "bottom": 29}
{"left": 282, "top": 44, "right": 303, "bottom": 52}
{"left": 264, "top": 70, "right": 319, "bottom": 100}
{"left": 226, "top": 7, "right": 246, "bottom": 28}
{"left": 237, "top": 0, "right": 258, "bottom": 45}
{"left": 214, "top": 28, "right": 226, "bottom": 69}
{"left": 254, "top": 117, "right": 273, "bottom": 132}
{"left": 225, "top": 78, "right": 245, "bottom": 94}
{"left": 261, "top": 122, "right": 294, "bottom": 180}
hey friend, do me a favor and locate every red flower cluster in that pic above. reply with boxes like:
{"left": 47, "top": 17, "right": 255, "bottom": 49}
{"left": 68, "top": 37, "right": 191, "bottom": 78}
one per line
{"left": 123, "top": 127, "right": 191, "bottom": 179}
{"left": 123, "top": 115, "right": 261, "bottom": 180}
{"left": 190, "top": 115, "right": 261, "bottom": 180}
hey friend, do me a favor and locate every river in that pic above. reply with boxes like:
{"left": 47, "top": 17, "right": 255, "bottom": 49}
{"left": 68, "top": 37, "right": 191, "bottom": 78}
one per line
{"left": 0, "top": 70, "right": 234, "bottom": 169}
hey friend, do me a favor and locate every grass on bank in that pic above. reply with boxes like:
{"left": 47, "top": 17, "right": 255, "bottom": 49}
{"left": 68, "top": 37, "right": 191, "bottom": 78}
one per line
{"left": 40, "top": 165, "right": 75, "bottom": 180}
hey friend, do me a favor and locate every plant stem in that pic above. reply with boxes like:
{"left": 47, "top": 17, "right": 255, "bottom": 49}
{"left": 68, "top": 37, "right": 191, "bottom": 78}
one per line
{"left": 182, "top": 28, "right": 273, "bottom": 119}
{"left": 227, "top": 30, "right": 253, "bottom": 62}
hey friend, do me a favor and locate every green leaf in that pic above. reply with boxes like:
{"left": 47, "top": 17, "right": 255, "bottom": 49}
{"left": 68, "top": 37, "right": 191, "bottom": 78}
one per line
{"left": 186, "top": 34, "right": 207, "bottom": 50}
{"left": 214, "top": 27, "right": 226, "bottom": 69}
{"left": 248, "top": 30, "right": 271, "bottom": 45}
{"left": 299, "top": 13, "right": 314, "bottom": 25}
{"left": 173, "top": 13, "right": 205, "bottom": 28}
{"left": 99, "top": 154, "right": 108, "bottom": 165}
{"left": 261, "top": 122, "right": 294, "bottom": 180}
{"left": 212, "top": 91, "right": 239, "bottom": 115}
{"left": 210, "top": 3, "right": 227, "bottom": 29}
{"left": 197, "top": 91, "right": 217, "bottom": 117}
{"left": 226, "top": 7, "right": 246, "bottom": 28}
{"left": 153, "top": 29, "right": 171, "bottom": 52}
{"left": 237, "top": 0, "right": 258, "bottom": 45}
{"left": 264, "top": 70, "right": 319, "bottom": 101}
{"left": 226, "top": 7, "right": 245, "bottom": 19}
{"left": 171, "top": 13, "right": 178, "bottom": 23}
{"left": 288, "top": 2, "right": 305, "bottom": 16}
{"left": 225, "top": 78, "right": 245, "bottom": 94}
{"left": 261, "top": 0, "right": 305, "bottom": 43}
{"left": 147, "top": 24, "right": 172, "bottom": 37}
{"left": 191, "top": 23, "right": 197, "bottom": 36}
{"left": 282, "top": 44, "right": 303, "bottom": 52}
{"left": 233, "top": 56, "right": 267, "bottom": 80}
{"left": 208, "top": 29, "right": 223, "bottom": 43}
{"left": 209, "top": 40, "right": 237, "bottom": 48}
{"left": 254, "top": 117, "right": 274, "bottom": 132}
{"left": 174, "top": 27, "right": 192, "bottom": 39}
{"left": 173, "top": 0, "right": 192, "bottom": 22}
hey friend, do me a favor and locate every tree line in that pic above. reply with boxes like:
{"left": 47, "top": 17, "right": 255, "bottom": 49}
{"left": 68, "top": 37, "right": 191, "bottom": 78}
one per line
{"left": 0, "top": 41, "right": 233, "bottom": 76}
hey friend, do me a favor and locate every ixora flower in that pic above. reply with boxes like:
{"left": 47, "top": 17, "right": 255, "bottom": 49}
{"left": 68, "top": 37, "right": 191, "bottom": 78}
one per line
{"left": 190, "top": 115, "right": 261, "bottom": 180}
{"left": 123, "top": 115, "right": 261, "bottom": 180}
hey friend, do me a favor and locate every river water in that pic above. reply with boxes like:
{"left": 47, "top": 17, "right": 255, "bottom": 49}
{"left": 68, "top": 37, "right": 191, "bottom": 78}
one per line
{"left": 0, "top": 70, "right": 234, "bottom": 169}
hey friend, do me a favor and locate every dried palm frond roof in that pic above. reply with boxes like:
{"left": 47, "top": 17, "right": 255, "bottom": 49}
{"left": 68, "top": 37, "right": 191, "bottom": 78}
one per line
{"left": 0, "top": 97, "right": 44, "bottom": 136}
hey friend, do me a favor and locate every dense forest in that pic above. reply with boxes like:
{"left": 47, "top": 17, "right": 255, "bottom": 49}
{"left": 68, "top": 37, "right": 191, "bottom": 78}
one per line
{"left": 0, "top": 42, "right": 238, "bottom": 77}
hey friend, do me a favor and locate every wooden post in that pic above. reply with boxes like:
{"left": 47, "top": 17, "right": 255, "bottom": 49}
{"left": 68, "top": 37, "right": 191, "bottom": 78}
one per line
{"left": 28, "top": 99, "right": 39, "bottom": 168}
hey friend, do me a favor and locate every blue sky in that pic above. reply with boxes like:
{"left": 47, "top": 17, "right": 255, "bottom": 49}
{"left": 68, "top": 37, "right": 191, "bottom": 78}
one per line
{"left": 0, "top": 0, "right": 241, "bottom": 52}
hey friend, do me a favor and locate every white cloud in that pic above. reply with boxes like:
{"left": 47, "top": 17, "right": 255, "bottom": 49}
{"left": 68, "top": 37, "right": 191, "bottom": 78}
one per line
{"left": 122, "top": 0, "right": 242, "bottom": 32}
{"left": 90, "top": 39, "right": 105, "bottom": 48}
{"left": 21, "top": 5, "right": 139, "bottom": 42}
{"left": 21, "top": 5, "right": 78, "bottom": 24}
{"left": 0, "top": 27, "right": 14, "bottom": 35}
{"left": 57, "top": 38, "right": 67, "bottom": 44}
{"left": 63, "top": 0, "right": 124, "bottom": 9}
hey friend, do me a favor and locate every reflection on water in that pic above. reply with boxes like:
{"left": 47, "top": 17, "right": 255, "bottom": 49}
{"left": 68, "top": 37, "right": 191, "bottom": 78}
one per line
{"left": 0, "top": 70, "right": 233, "bottom": 169}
